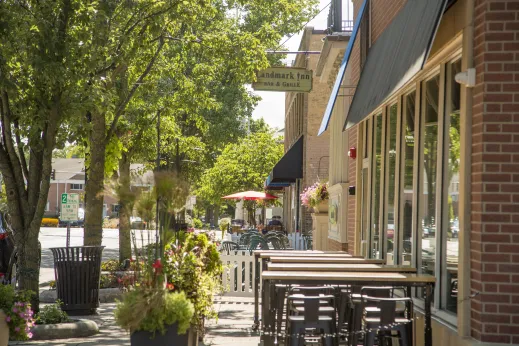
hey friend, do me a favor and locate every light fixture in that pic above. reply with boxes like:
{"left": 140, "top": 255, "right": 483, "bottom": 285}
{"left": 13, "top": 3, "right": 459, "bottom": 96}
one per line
{"left": 455, "top": 68, "right": 476, "bottom": 87}
{"left": 348, "top": 147, "right": 357, "bottom": 159}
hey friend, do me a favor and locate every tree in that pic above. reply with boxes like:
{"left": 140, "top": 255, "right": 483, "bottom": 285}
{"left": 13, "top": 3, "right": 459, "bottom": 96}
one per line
{"left": 197, "top": 130, "right": 283, "bottom": 224}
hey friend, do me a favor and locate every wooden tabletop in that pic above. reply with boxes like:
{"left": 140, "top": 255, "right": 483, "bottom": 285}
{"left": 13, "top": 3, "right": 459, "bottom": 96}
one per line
{"left": 262, "top": 270, "right": 436, "bottom": 283}
{"left": 269, "top": 256, "right": 385, "bottom": 264}
{"left": 267, "top": 263, "right": 417, "bottom": 273}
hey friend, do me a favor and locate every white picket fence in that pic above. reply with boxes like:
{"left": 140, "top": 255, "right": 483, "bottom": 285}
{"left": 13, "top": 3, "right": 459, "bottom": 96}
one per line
{"left": 219, "top": 233, "right": 310, "bottom": 297}
{"left": 220, "top": 251, "right": 259, "bottom": 297}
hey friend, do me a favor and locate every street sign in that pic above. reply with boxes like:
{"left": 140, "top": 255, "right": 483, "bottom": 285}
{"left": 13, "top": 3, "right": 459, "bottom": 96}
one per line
{"left": 61, "top": 193, "right": 79, "bottom": 221}
{"left": 252, "top": 67, "right": 313, "bottom": 92}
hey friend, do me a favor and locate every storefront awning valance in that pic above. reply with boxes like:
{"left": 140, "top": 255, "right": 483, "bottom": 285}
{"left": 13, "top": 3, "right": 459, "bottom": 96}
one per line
{"left": 265, "top": 136, "right": 303, "bottom": 189}
{"left": 343, "top": 0, "right": 447, "bottom": 130}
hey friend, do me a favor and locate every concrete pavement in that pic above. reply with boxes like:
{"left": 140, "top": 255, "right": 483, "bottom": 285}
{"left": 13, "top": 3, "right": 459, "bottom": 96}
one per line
{"left": 9, "top": 298, "right": 260, "bottom": 346}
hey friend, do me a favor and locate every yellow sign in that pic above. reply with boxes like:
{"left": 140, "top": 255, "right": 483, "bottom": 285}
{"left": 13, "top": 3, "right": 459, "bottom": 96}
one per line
{"left": 252, "top": 67, "right": 313, "bottom": 92}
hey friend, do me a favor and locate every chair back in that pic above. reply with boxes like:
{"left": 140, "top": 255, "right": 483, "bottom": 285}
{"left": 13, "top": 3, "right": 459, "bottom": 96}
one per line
{"left": 287, "top": 295, "right": 335, "bottom": 324}
{"left": 248, "top": 235, "right": 269, "bottom": 251}
{"left": 361, "top": 296, "right": 413, "bottom": 326}
{"left": 220, "top": 241, "right": 239, "bottom": 253}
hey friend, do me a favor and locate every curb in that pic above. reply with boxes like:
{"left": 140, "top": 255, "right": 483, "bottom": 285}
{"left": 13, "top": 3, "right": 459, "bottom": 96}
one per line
{"left": 40, "top": 288, "right": 123, "bottom": 303}
{"left": 31, "top": 319, "right": 99, "bottom": 340}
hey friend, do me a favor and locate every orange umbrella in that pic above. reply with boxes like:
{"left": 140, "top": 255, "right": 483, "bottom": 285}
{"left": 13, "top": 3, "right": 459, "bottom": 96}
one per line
{"left": 222, "top": 191, "right": 278, "bottom": 200}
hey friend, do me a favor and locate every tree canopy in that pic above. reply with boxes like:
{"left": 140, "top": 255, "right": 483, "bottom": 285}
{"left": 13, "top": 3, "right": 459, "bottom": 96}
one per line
{"left": 197, "top": 130, "right": 283, "bottom": 205}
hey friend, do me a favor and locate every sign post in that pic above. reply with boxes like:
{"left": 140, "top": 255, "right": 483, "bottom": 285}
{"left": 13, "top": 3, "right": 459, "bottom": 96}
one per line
{"left": 61, "top": 193, "right": 79, "bottom": 247}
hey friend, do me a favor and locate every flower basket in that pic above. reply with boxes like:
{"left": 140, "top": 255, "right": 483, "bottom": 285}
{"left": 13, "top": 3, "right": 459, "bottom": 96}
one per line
{"left": 0, "top": 310, "right": 8, "bottom": 346}
{"left": 312, "top": 200, "right": 328, "bottom": 213}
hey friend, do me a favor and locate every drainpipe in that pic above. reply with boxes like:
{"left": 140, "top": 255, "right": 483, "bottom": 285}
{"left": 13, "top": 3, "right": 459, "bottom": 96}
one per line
{"left": 458, "top": 0, "right": 474, "bottom": 339}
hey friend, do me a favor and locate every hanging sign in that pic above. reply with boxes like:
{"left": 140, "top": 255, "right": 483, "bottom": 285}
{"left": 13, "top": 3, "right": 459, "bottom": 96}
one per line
{"left": 252, "top": 67, "right": 313, "bottom": 92}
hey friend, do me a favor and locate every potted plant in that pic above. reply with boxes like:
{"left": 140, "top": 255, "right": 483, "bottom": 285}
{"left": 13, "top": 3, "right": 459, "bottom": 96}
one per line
{"left": 0, "top": 285, "right": 35, "bottom": 345}
{"left": 300, "top": 181, "right": 329, "bottom": 213}
{"left": 163, "top": 232, "right": 223, "bottom": 338}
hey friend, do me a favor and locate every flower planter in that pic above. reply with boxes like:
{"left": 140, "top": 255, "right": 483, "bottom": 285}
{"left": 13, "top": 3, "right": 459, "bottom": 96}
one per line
{"left": 0, "top": 310, "right": 8, "bottom": 346}
{"left": 130, "top": 324, "right": 198, "bottom": 346}
{"left": 312, "top": 201, "right": 329, "bottom": 213}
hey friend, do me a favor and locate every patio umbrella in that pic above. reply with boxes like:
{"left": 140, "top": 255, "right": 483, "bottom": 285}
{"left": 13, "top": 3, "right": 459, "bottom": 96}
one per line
{"left": 221, "top": 191, "right": 278, "bottom": 201}
{"left": 222, "top": 191, "right": 277, "bottom": 227}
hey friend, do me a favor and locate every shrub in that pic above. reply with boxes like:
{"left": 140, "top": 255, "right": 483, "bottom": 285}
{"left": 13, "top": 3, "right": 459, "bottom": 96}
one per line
{"left": 102, "top": 218, "right": 119, "bottom": 229}
{"left": 101, "top": 259, "right": 121, "bottom": 272}
{"left": 35, "top": 301, "right": 70, "bottom": 325}
{"left": 0, "top": 286, "right": 35, "bottom": 340}
{"left": 115, "top": 289, "right": 194, "bottom": 336}
{"left": 218, "top": 217, "right": 231, "bottom": 232}
{"left": 41, "top": 218, "right": 59, "bottom": 227}
{"left": 192, "top": 218, "right": 203, "bottom": 229}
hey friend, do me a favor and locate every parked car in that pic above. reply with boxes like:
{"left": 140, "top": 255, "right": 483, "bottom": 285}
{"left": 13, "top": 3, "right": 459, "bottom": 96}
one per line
{"left": 130, "top": 216, "right": 146, "bottom": 230}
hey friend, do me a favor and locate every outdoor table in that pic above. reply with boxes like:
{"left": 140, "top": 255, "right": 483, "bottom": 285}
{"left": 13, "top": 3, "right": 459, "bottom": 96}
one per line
{"left": 260, "top": 270, "right": 435, "bottom": 346}
{"left": 267, "top": 262, "right": 417, "bottom": 273}
{"left": 252, "top": 253, "right": 382, "bottom": 330}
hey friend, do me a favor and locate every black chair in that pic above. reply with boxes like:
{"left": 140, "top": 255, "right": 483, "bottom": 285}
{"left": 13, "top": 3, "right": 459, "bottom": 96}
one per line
{"left": 361, "top": 296, "right": 413, "bottom": 346}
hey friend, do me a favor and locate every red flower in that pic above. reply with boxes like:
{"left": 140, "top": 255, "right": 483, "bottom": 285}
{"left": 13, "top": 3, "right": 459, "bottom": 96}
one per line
{"left": 167, "top": 283, "right": 175, "bottom": 291}
{"left": 152, "top": 259, "right": 163, "bottom": 273}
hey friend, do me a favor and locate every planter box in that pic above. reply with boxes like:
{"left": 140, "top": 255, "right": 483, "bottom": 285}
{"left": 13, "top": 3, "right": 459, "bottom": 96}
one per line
{"left": 130, "top": 324, "right": 198, "bottom": 346}
{"left": 0, "top": 310, "right": 8, "bottom": 346}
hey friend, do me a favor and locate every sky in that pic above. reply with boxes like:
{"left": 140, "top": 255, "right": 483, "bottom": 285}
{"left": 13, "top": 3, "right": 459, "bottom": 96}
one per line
{"left": 251, "top": 0, "right": 333, "bottom": 130}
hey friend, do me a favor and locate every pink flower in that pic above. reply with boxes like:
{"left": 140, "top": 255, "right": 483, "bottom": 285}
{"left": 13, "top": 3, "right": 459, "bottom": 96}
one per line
{"left": 19, "top": 313, "right": 24, "bottom": 318}
{"left": 27, "top": 332, "right": 33, "bottom": 338}
{"left": 12, "top": 307, "right": 17, "bottom": 313}
{"left": 5, "top": 316, "right": 11, "bottom": 322}
{"left": 14, "top": 327, "right": 20, "bottom": 332}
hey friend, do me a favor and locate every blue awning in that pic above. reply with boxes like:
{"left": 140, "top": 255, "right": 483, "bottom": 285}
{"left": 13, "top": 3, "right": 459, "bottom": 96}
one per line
{"left": 317, "top": 0, "right": 368, "bottom": 136}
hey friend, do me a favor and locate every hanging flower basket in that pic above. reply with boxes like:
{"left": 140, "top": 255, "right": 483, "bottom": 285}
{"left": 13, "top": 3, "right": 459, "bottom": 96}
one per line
{"left": 300, "top": 182, "right": 329, "bottom": 211}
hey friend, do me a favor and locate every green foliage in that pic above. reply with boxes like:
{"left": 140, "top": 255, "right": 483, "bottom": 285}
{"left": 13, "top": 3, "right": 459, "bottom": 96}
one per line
{"left": 192, "top": 218, "right": 203, "bottom": 229}
{"left": 35, "top": 301, "right": 70, "bottom": 325}
{"left": 197, "top": 132, "right": 283, "bottom": 204}
{"left": 101, "top": 259, "right": 121, "bottom": 272}
{"left": 115, "top": 290, "right": 194, "bottom": 336}
{"left": 164, "top": 232, "right": 223, "bottom": 331}
{"left": 219, "top": 218, "right": 231, "bottom": 232}
{"left": 0, "top": 286, "right": 34, "bottom": 340}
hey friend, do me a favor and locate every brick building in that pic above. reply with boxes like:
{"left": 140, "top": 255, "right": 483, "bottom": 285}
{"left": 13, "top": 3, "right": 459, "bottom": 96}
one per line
{"left": 318, "top": 0, "right": 519, "bottom": 344}
{"left": 46, "top": 158, "right": 153, "bottom": 219}
{"left": 265, "top": 28, "right": 330, "bottom": 236}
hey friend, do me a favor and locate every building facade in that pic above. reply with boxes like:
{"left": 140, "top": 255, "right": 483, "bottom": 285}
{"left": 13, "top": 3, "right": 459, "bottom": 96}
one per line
{"left": 268, "top": 27, "right": 330, "bottom": 236}
{"left": 46, "top": 158, "right": 152, "bottom": 219}
{"left": 321, "top": 0, "right": 519, "bottom": 344}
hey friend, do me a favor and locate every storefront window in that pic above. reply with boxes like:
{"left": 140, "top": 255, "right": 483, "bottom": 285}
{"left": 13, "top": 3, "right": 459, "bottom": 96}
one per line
{"left": 371, "top": 113, "right": 383, "bottom": 259}
{"left": 420, "top": 75, "right": 440, "bottom": 282}
{"left": 445, "top": 60, "right": 461, "bottom": 314}
{"left": 386, "top": 104, "right": 397, "bottom": 264}
{"left": 401, "top": 91, "right": 416, "bottom": 266}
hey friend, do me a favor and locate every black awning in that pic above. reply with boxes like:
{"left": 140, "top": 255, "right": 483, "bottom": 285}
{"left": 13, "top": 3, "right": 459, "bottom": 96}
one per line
{"left": 344, "top": 0, "right": 446, "bottom": 129}
{"left": 265, "top": 136, "right": 303, "bottom": 188}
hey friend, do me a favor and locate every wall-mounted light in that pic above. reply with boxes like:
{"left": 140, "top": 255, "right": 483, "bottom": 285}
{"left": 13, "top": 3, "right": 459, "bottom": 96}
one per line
{"left": 348, "top": 147, "right": 357, "bottom": 159}
{"left": 348, "top": 186, "right": 356, "bottom": 196}
{"left": 455, "top": 68, "right": 475, "bottom": 87}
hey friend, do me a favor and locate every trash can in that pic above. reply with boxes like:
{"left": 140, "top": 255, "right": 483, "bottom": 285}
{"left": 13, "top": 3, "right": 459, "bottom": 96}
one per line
{"left": 50, "top": 246, "right": 104, "bottom": 315}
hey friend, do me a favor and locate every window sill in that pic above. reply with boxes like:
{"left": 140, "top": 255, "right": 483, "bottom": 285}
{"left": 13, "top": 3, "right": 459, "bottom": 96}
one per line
{"left": 413, "top": 298, "right": 458, "bottom": 328}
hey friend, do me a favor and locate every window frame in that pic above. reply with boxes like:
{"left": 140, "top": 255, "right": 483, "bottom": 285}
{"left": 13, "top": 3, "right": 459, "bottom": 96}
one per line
{"left": 70, "top": 183, "right": 83, "bottom": 190}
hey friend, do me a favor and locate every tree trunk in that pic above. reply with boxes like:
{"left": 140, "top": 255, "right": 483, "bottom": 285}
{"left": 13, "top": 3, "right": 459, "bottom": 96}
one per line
{"left": 213, "top": 206, "right": 219, "bottom": 230}
{"left": 118, "top": 152, "right": 132, "bottom": 262}
{"left": 84, "top": 112, "right": 106, "bottom": 246}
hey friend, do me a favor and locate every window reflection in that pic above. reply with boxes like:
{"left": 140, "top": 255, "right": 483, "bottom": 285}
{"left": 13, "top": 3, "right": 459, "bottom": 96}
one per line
{"left": 372, "top": 114, "right": 383, "bottom": 259}
{"left": 446, "top": 60, "right": 461, "bottom": 314}
{"left": 402, "top": 92, "right": 416, "bottom": 266}
{"left": 421, "top": 75, "right": 440, "bottom": 281}
{"left": 386, "top": 104, "right": 397, "bottom": 264}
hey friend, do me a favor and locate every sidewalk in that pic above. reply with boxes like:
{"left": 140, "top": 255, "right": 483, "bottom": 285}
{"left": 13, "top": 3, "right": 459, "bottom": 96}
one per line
{"left": 9, "top": 297, "right": 260, "bottom": 346}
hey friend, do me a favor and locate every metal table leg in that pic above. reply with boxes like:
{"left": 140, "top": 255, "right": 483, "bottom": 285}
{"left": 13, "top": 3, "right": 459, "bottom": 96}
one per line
{"left": 424, "top": 284, "right": 433, "bottom": 346}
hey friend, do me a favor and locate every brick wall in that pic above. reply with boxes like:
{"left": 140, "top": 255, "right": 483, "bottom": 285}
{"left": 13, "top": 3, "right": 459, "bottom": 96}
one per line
{"left": 328, "top": 238, "right": 349, "bottom": 251}
{"left": 470, "top": 1, "right": 519, "bottom": 344}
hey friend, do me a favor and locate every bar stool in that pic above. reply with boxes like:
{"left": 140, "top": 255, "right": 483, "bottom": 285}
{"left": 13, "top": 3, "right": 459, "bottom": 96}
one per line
{"left": 361, "top": 296, "right": 413, "bottom": 346}
{"left": 285, "top": 295, "right": 337, "bottom": 346}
